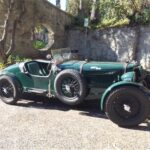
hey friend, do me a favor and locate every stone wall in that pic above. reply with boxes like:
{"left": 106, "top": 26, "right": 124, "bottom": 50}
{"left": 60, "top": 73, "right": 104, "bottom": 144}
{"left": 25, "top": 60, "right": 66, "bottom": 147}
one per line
{"left": 0, "top": 0, "right": 150, "bottom": 69}
{"left": 68, "top": 26, "right": 150, "bottom": 69}
{"left": 0, "top": 0, "right": 72, "bottom": 58}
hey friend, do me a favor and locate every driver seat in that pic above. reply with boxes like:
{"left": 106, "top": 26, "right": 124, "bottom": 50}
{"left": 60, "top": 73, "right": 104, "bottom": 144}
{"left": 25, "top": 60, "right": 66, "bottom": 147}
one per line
{"left": 27, "top": 61, "right": 44, "bottom": 76}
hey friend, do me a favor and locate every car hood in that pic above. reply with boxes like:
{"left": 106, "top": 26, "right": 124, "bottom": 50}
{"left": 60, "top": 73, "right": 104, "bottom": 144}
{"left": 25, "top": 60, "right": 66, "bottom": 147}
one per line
{"left": 59, "top": 60, "right": 137, "bottom": 73}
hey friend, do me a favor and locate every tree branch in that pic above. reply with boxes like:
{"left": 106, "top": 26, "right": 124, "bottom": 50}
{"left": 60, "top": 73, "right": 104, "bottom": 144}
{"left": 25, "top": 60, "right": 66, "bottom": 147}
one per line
{"left": 90, "top": 0, "right": 97, "bottom": 21}
{"left": 0, "top": 0, "right": 15, "bottom": 41}
{"left": 5, "top": 0, "right": 25, "bottom": 57}
{"left": 5, "top": 19, "right": 17, "bottom": 56}
{"left": 18, "top": 0, "right": 25, "bottom": 20}
{"left": 0, "top": 0, "right": 26, "bottom": 63}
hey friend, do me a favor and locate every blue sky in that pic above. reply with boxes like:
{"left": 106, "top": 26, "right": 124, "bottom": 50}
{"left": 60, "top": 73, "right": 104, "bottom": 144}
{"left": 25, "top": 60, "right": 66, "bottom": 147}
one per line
{"left": 48, "top": 0, "right": 67, "bottom": 11}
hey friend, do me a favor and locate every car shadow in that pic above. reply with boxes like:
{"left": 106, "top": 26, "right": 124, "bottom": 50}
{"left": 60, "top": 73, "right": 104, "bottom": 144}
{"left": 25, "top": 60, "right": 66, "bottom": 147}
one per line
{"left": 16, "top": 94, "right": 150, "bottom": 132}
{"left": 17, "top": 94, "right": 107, "bottom": 119}
{"left": 123, "top": 119, "right": 150, "bottom": 132}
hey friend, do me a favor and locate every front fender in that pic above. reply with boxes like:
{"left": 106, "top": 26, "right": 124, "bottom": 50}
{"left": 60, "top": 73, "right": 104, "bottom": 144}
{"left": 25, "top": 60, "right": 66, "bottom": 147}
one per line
{"left": 100, "top": 81, "right": 146, "bottom": 111}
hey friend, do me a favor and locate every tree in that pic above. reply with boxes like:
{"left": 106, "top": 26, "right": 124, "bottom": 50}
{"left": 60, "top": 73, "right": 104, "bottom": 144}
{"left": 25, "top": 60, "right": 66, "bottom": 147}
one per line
{"left": 79, "top": 0, "right": 82, "bottom": 10}
{"left": 67, "top": 0, "right": 79, "bottom": 16}
{"left": 56, "top": 0, "right": 61, "bottom": 9}
{"left": 0, "top": 0, "right": 25, "bottom": 63}
{"left": 67, "top": 0, "right": 90, "bottom": 15}
{"left": 142, "top": 0, "right": 150, "bottom": 8}
{"left": 90, "top": 0, "right": 98, "bottom": 21}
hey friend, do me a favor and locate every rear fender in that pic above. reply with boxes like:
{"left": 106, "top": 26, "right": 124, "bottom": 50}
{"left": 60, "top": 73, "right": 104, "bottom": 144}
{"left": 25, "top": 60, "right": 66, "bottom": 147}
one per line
{"left": 100, "top": 81, "right": 148, "bottom": 111}
{"left": 0, "top": 73, "right": 23, "bottom": 93}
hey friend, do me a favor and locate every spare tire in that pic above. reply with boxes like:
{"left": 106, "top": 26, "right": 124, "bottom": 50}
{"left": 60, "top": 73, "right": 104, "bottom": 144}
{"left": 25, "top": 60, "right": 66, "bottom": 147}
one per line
{"left": 54, "top": 69, "right": 87, "bottom": 106}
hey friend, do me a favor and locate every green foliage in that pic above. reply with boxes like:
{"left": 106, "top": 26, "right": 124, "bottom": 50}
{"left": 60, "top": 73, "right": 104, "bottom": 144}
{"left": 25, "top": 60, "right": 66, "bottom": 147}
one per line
{"left": 33, "top": 40, "right": 47, "bottom": 49}
{"left": 67, "top": 0, "right": 92, "bottom": 26}
{"left": 7, "top": 55, "right": 32, "bottom": 65}
{"left": 0, "top": 55, "right": 31, "bottom": 69}
{"left": 98, "top": 0, "right": 141, "bottom": 28}
{"left": 67, "top": 0, "right": 79, "bottom": 16}
{"left": 133, "top": 8, "right": 150, "bottom": 24}
{"left": 97, "top": 18, "right": 130, "bottom": 28}
{"left": 99, "top": 0, "right": 131, "bottom": 20}
{"left": 0, "top": 62, "right": 6, "bottom": 69}
{"left": 67, "top": 0, "right": 150, "bottom": 28}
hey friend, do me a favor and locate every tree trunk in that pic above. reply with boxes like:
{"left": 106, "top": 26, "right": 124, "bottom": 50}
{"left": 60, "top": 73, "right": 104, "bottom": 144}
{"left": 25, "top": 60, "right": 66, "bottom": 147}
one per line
{"left": 79, "top": 0, "right": 82, "bottom": 10}
{"left": 56, "top": 0, "right": 61, "bottom": 9}
{"left": 0, "top": 41, "right": 7, "bottom": 63}
{"left": 142, "top": 0, "right": 150, "bottom": 8}
{"left": 132, "top": 26, "right": 140, "bottom": 61}
{"left": 0, "top": 0, "right": 25, "bottom": 64}
{"left": 90, "top": 0, "right": 97, "bottom": 21}
{"left": 0, "top": 0, "right": 12, "bottom": 63}
{"left": 78, "top": 0, "right": 84, "bottom": 18}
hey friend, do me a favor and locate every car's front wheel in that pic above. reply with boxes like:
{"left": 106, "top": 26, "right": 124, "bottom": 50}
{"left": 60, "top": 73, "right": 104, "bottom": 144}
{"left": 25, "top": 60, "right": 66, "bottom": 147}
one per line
{"left": 0, "top": 76, "right": 20, "bottom": 105}
{"left": 105, "top": 86, "right": 150, "bottom": 127}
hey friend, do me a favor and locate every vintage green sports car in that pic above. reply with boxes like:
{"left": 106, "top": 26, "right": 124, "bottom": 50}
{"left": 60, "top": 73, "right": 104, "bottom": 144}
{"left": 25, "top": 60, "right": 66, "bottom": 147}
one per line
{"left": 0, "top": 54, "right": 150, "bottom": 127}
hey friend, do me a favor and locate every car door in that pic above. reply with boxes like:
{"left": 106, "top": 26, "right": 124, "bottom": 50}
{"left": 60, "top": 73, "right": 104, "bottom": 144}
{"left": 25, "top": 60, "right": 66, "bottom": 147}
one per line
{"left": 18, "top": 61, "right": 50, "bottom": 91}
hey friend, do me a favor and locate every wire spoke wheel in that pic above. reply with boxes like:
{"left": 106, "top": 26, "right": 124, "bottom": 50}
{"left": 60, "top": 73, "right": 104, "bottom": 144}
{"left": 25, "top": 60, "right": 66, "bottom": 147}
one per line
{"left": 0, "top": 76, "right": 20, "bottom": 105}
{"left": 0, "top": 80, "right": 14, "bottom": 99}
{"left": 61, "top": 77, "right": 80, "bottom": 98}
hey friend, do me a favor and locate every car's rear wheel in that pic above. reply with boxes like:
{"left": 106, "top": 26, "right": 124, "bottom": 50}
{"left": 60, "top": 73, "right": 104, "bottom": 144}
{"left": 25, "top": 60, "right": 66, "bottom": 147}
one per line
{"left": 54, "top": 69, "right": 87, "bottom": 106}
{"left": 105, "top": 86, "right": 150, "bottom": 127}
{"left": 0, "top": 76, "right": 20, "bottom": 105}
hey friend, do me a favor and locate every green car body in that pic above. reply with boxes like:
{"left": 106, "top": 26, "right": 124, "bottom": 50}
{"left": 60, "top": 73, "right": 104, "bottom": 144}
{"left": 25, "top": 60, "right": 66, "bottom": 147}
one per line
{"left": 0, "top": 60, "right": 145, "bottom": 98}
{"left": 0, "top": 60, "right": 147, "bottom": 102}
{"left": 0, "top": 59, "right": 150, "bottom": 127}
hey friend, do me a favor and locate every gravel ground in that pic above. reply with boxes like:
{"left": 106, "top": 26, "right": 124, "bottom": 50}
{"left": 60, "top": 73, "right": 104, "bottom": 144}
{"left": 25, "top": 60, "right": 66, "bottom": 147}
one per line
{"left": 0, "top": 95, "right": 149, "bottom": 150}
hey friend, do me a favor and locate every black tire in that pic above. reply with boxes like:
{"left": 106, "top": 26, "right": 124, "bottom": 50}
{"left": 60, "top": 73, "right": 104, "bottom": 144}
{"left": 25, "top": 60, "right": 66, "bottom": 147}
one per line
{"left": 105, "top": 86, "right": 150, "bottom": 127}
{"left": 0, "top": 76, "right": 20, "bottom": 105}
{"left": 142, "top": 75, "right": 150, "bottom": 89}
{"left": 54, "top": 69, "right": 87, "bottom": 106}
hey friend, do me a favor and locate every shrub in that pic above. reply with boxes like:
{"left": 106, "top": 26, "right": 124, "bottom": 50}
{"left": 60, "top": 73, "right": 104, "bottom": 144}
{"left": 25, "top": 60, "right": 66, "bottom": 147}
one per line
{"left": 134, "top": 8, "right": 150, "bottom": 24}
{"left": 0, "top": 63, "right": 6, "bottom": 69}
{"left": 33, "top": 40, "right": 47, "bottom": 49}
{"left": 97, "top": 18, "right": 130, "bottom": 28}
{"left": 7, "top": 55, "right": 32, "bottom": 65}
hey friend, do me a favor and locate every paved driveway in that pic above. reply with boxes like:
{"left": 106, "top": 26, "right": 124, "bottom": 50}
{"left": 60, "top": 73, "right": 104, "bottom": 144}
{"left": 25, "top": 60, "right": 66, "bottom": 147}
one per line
{"left": 0, "top": 95, "right": 149, "bottom": 150}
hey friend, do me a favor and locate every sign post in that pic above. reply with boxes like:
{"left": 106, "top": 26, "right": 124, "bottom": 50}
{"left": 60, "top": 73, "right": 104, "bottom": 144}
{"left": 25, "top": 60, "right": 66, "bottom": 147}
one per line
{"left": 84, "top": 18, "right": 89, "bottom": 28}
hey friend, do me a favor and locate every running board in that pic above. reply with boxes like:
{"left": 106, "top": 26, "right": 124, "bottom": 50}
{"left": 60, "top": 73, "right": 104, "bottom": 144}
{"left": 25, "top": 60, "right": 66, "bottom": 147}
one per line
{"left": 27, "top": 88, "right": 48, "bottom": 94}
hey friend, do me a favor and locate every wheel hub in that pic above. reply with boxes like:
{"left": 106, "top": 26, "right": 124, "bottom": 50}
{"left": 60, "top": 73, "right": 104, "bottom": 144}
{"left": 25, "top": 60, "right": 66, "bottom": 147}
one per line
{"left": 61, "top": 77, "right": 79, "bottom": 98}
{"left": 2, "top": 88, "right": 9, "bottom": 95}
{"left": 114, "top": 98, "right": 140, "bottom": 119}
{"left": 65, "top": 85, "right": 71, "bottom": 93}
{"left": 123, "top": 104, "right": 131, "bottom": 113}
